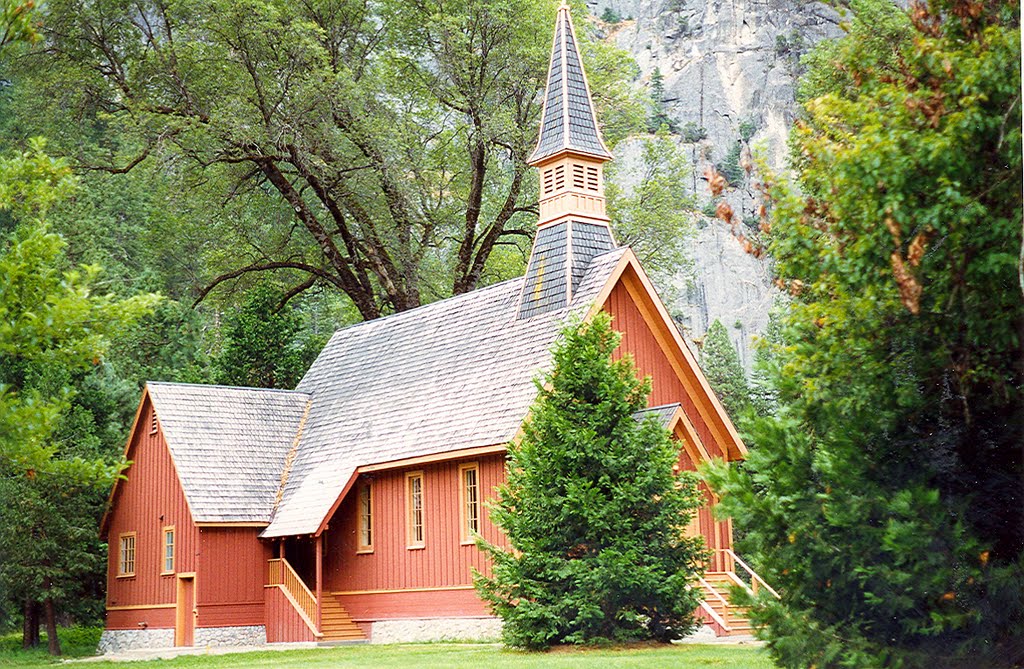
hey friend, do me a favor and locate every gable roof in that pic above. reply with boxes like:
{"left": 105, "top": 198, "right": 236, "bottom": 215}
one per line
{"left": 261, "top": 248, "right": 629, "bottom": 538}
{"left": 528, "top": 4, "right": 611, "bottom": 164}
{"left": 146, "top": 382, "right": 311, "bottom": 523}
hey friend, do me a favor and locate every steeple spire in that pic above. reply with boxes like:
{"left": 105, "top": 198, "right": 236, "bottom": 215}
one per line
{"left": 517, "top": 4, "right": 616, "bottom": 321}
{"left": 528, "top": 3, "right": 612, "bottom": 164}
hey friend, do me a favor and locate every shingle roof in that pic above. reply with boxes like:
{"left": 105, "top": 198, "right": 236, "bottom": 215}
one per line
{"left": 146, "top": 382, "right": 311, "bottom": 523}
{"left": 634, "top": 403, "right": 683, "bottom": 428}
{"left": 518, "top": 220, "right": 616, "bottom": 320}
{"left": 262, "top": 247, "right": 628, "bottom": 538}
{"left": 528, "top": 4, "right": 612, "bottom": 164}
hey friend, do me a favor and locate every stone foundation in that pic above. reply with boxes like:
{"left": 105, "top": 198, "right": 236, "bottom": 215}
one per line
{"left": 369, "top": 617, "right": 502, "bottom": 644}
{"left": 98, "top": 628, "right": 174, "bottom": 653}
{"left": 194, "top": 625, "right": 266, "bottom": 647}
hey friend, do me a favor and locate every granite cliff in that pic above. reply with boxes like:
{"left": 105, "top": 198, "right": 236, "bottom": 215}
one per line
{"left": 592, "top": 0, "right": 843, "bottom": 369}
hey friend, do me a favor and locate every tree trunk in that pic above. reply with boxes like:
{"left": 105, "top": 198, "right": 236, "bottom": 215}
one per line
{"left": 22, "top": 600, "right": 40, "bottom": 649}
{"left": 44, "top": 597, "right": 61, "bottom": 656}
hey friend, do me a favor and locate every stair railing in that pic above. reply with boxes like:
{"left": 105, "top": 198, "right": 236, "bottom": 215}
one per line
{"left": 267, "top": 558, "right": 319, "bottom": 626}
{"left": 719, "top": 549, "right": 780, "bottom": 599}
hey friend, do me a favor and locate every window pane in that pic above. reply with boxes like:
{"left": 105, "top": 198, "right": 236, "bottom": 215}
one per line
{"left": 464, "top": 468, "right": 479, "bottom": 535}
{"left": 359, "top": 484, "right": 372, "bottom": 548}
{"left": 409, "top": 475, "right": 423, "bottom": 545}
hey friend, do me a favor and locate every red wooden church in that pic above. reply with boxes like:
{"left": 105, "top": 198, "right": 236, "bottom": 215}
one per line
{"left": 98, "top": 5, "right": 764, "bottom": 652}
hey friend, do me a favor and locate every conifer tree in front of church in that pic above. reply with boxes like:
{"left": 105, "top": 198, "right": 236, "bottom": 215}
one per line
{"left": 475, "top": 313, "right": 705, "bottom": 649}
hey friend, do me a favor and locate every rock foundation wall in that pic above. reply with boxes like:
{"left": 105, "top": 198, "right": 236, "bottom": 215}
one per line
{"left": 369, "top": 617, "right": 502, "bottom": 644}
{"left": 98, "top": 628, "right": 174, "bottom": 653}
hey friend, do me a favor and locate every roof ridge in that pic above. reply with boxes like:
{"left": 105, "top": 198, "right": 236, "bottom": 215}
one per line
{"left": 146, "top": 381, "right": 310, "bottom": 395}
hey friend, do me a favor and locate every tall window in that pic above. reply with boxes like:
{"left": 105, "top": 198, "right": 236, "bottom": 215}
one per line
{"left": 162, "top": 526, "right": 175, "bottom": 574}
{"left": 358, "top": 483, "right": 373, "bottom": 552}
{"left": 118, "top": 532, "right": 136, "bottom": 577}
{"left": 459, "top": 463, "right": 480, "bottom": 543}
{"left": 406, "top": 472, "right": 424, "bottom": 548}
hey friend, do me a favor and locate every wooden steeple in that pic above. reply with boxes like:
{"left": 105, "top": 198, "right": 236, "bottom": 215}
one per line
{"left": 518, "top": 2, "right": 616, "bottom": 320}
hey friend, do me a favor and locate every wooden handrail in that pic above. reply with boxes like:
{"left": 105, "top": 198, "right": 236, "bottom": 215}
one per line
{"left": 697, "top": 600, "right": 732, "bottom": 632}
{"left": 267, "top": 558, "right": 319, "bottom": 625}
{"left": 698, "top": 576, "right": 730, "bottom": 608}
{"left": 720, "top": 549, "right": 780, "bottom": 599}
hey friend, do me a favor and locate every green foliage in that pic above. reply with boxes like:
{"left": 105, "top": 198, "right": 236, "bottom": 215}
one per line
{"left": 700, "top": 320, "right": 750, "bottom": 417}
{"left": 0, "top": 143, "right": 160, "bottom": 653}
{"left": 475, "top": 313, "right": 705, "bottom": 649}
{"left": 679, "top": 122, "right": 706, "bottom": 144}
{"left": 8, "top": 0, "right": 645, "bottom": 318}
{"left": 645, "top": 68, "right": 677, "bottom": 133}
{"left": 599, "top": 7, "right": 621, "bottom": 24}
{"left": 705, "top": 1, "right": 1024, "bottom": 666}
{"left": 213, "top": 286, "right": 321, "bottom": 389}
{"left": 0, "top": 0, "right": 39, "bottom": 57}
{"left": 716, "top": 141, "right": 744, "bottom": 187}
{"left": 737, "top": 119, "right": 757, "bottom": 143}
{"left": 606, "top": 128, "right": 696, "bottom": 287}
{"left": 0, "top": 143, "right": 160, "bottom": 475}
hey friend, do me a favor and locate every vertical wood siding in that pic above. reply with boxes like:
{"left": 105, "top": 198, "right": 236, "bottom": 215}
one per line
{"left": 604, "top": 279, "right": 734, "bottom": 567}
{"left": 105, "top": 608, "right": 175, "bottom": 631}
{"left": 264, "top": 587, "right": 316, "bottom": 642}
{"left": 105, "top": 397, "right": 198, "bottom": 621}
{"left": 323, "top": 454, "right": 507, "bottom": 605}
{"left": 196, "top": 528, "right": 269, "bottom": 628}
{"left": 603, "top": 280, "right": 721, "bottom": 458}
{"left": 336, "top": 588, "right": 488, "bottom": 622}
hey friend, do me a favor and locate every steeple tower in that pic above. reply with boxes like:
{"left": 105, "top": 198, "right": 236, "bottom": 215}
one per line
{"left": 518, "top": 2, "right": 616, "bottom": 320}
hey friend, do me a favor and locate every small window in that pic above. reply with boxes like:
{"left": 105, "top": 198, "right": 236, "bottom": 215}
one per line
{"left": 586, "top": 165, "right": 599, "bottom": 191}
{"left": 358, "top": 483, "right": 373, "bottom": 552}
{"left": 459, "top": 463, "right": 480, "bottom": 543}
{"left": 118, "top": 532, "right": 136, "bottom": 577}
{"left": 406, "top": 472, "right": 424, "bottom": 548}
{"left": 161, "top": 527, "right": 175, "bottom": 574}
{"left": 150, "top": 411, "right": 158, "bottom": 434}
{"left": 554, "top": 164, "right": 565, "bottom": 190}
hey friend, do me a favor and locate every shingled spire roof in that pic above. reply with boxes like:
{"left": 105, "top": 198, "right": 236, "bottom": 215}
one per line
{"left": 528, "top": 3, "right": 612, "bottom": 165}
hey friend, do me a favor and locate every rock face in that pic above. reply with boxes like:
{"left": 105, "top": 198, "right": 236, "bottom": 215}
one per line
{"left": 591, "top": 0, "right": 843, "bottom": 369}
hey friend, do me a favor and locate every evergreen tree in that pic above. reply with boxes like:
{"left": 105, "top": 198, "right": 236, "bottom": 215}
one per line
{"left": 646, "top": 67, "right": 677, "bottom": 132}
{"left": 213, "top": 285, "right": 318, "bottom": 389}
{"left": 475, "top": 313, "right": 705, "bottom": 649}
{"left": 700, "top": 320, "right": 750, "bottom": 417}
{"left": 705, "top": 1, "right": 1023, "bottom": 666}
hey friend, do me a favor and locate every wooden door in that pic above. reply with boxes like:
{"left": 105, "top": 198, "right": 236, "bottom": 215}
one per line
{"left": 175, "top": 575, "right": 195, "bottom": 646}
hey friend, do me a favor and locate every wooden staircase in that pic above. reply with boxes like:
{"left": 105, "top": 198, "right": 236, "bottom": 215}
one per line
{"left": 699, "top": 572, "right": 753, "bottom": 637}
{"left": 319, "top": 595, "right": 367, "bottom": 642}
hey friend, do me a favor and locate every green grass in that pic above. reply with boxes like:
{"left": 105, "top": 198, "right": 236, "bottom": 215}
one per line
{"left": 0, "top": 634, "right": 773, "bottom": 668}
{"left": 0, "top": 626, "right": 103, "bottom": 665}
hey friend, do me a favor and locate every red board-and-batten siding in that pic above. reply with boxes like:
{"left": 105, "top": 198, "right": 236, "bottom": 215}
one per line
{"left": 604, "top": 276, "right": 734, "bottom": 570}
{"left": 104, "top": 396, "right": 268, "bottom": 631}
{"left": 324, "top": 454, "right": 507, "bottom": 620}
{"left": 104, "top": 396, "right": 197, "bottom": 630}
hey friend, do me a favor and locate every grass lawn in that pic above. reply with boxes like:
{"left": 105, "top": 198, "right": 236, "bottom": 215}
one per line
{"left": 0, "top": 633, "right": 774, "bottom": 668}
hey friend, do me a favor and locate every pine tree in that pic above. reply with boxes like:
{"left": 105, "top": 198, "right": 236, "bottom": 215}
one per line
{"left": 700, "top": 320, "right": 750, "bottom": 417}
{"left": 213, "top": 286, "right": 317, "bottom": 389}
{"left": 475, "top": 313, "right": 705, "bottom": 649}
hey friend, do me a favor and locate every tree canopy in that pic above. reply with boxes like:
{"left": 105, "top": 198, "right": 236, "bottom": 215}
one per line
{"left": 705, "top": 0, "right": 1023, "bottom": 666}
